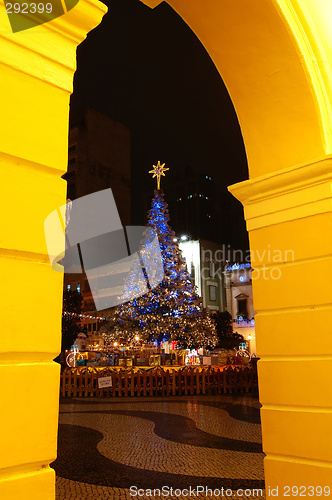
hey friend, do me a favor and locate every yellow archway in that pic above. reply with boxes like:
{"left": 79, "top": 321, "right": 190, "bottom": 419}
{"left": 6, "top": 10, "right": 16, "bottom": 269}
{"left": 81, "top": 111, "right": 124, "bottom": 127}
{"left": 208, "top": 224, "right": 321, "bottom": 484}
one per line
{"left": 0, "top": 0, "right": 331, "bottom": 497}
{"left": 141, "top": 0, "right": 332, "bottom": 490}
{"left": 143, "top": 0, "right": 332, "bottom": 175}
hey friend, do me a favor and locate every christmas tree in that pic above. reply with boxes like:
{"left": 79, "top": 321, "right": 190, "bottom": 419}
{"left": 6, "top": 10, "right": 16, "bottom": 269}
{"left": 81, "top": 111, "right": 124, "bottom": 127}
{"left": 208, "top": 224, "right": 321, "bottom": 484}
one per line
{"left": 107, "top": 162, "right": 217, "bottom": 349}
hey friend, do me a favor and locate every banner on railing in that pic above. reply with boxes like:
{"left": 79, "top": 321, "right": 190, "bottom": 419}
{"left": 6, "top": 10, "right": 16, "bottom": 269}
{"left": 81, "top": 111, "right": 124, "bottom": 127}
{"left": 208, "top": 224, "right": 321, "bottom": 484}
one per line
{"left": 98, "top": 376, "right": 113, "bottom": 388}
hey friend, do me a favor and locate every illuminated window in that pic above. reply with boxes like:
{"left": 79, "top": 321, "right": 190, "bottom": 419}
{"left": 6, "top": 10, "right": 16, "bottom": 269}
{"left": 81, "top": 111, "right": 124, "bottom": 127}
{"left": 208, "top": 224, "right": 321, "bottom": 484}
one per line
{"left": 76, "top": 283, "right": 81, "bottom": 293}
{"left": 209, "top": 285, "right": 217, "bottom": 301}
{"left": 67, "top": 284, "right": 71, "bottom": 291}
{"left": 238, "top": 299, "right": 247, "bottom": 316}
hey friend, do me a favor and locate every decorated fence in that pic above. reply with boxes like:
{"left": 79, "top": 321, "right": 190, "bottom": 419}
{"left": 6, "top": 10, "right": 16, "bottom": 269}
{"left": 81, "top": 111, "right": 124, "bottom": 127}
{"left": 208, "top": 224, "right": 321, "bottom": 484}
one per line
{"left": 60, "top": 365, "right": 258, "bottom": 398}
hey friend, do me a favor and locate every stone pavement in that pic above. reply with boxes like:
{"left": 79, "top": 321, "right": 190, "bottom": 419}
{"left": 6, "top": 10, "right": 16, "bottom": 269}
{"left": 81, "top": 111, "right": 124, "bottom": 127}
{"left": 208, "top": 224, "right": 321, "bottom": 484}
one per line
{"left": 52, "top": 394, "right": 265, "bottom": 499}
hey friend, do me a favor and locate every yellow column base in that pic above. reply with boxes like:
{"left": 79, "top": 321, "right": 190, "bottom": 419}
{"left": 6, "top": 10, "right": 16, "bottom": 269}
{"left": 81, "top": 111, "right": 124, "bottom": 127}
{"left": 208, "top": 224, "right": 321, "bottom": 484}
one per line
{"left": 230, "top": 156, "right": 332, "bottom": 493}
{"left": 0, "top": 468, "right": 55, "bottom": 500}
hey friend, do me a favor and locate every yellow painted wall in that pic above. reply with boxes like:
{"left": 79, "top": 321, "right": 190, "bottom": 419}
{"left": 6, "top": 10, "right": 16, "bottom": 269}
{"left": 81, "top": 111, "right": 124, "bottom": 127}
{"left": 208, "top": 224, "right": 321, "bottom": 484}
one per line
{"left": 140, "top": 0, "right": 332, "bottom": 494}
{"left": 230, "top": 157, "right": 332, "bottom": 492}
{"left": 0, "top": 2, "right": 106, "bottom": 499}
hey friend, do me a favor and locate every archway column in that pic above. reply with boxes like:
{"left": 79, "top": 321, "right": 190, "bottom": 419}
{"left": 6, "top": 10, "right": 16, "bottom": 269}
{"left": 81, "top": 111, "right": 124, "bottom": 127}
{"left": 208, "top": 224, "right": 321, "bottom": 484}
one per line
{"left": 229, "top": 156, "right": 332, "bottom": 490}
{"left": 0, "top": 2, "right": 106, "bottom": 499}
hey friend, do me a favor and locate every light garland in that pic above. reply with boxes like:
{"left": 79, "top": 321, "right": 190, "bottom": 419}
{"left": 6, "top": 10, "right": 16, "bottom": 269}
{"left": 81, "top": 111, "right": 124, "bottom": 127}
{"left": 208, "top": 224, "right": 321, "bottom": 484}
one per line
{"left": 63, "top": 311, "right": 106, "bottom": 321}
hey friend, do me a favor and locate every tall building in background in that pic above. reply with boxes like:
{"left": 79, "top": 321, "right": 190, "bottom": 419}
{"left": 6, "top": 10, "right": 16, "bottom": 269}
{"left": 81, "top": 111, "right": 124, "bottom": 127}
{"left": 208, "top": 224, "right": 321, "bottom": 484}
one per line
{"left": 163, "top": 166, "right": 217, "bottom": 242}
{"left": 64, "top": 106, "right": 131, "bottom": 226}
{"left": 63, "top": 107, "right": 131, "bottom": 329}
{"left": 143, "top": 165, "right": 248, "bottom": 248}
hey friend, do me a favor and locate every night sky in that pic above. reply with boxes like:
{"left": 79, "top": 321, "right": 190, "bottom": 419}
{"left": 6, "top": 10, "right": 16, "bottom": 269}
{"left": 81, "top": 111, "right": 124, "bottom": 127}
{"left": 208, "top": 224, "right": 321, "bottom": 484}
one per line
{"left": 70, "top": 0, "right": 249, "bottom": 249}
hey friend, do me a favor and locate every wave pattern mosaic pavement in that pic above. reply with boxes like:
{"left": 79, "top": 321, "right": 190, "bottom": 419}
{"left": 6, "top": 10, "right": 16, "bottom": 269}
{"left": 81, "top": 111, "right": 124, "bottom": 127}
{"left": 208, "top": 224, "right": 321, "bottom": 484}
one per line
{"left": 53, "top": 395, "right": 265, "bottom": 499}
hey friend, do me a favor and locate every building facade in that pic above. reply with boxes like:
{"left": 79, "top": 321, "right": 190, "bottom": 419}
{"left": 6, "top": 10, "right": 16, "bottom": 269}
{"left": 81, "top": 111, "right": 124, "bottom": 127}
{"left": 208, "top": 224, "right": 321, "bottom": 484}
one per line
{"left": 64, "top": 106, "right": 131, "bottom": 226}
{"left": 63, "top": 108, "right": 132, "bottom": 322}
{"left": 179, "top": 240, "right": 256, "bottom": 352}
{"left": 224, "top": 263, "right": 256, "bottom": 354}
{"left": 179, "top": 239, "right": 227, "bottom": 312}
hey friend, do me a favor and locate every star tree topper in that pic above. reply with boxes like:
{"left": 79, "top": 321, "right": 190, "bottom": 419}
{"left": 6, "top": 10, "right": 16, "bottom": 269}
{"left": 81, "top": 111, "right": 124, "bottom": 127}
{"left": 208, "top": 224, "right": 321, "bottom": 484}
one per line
{"left": 149, "top": 161, "right": 169, "bottom": 190}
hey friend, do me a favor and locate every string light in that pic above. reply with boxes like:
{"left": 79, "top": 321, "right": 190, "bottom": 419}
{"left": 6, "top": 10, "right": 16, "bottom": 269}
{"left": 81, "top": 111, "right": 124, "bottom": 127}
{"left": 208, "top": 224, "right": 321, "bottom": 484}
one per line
{"left": 63, "top": 311, "right": 106, "bottom": 321}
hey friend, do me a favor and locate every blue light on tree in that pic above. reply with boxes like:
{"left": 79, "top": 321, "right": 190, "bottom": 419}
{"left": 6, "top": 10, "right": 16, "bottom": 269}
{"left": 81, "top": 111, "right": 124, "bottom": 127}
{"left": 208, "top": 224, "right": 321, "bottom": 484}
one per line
{"left": 106, "top": 166, "right": 217, "bottom": 349}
